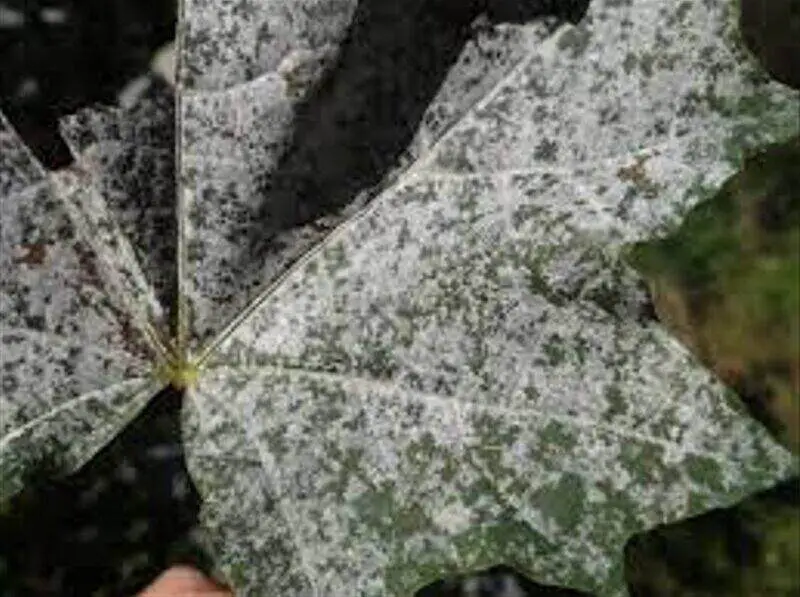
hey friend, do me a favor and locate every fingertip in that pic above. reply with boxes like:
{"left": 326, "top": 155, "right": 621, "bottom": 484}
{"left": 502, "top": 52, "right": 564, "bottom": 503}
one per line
{"left": 137, "top": 565, "right": 233, "bottom": 596}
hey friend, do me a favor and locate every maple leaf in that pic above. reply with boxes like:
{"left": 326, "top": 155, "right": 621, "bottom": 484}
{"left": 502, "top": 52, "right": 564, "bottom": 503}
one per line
{"left": 1, "top": 0, "right": 798, "bottom": 596}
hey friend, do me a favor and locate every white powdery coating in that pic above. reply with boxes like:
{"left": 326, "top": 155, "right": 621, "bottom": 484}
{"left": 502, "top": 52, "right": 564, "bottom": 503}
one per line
{"left": 179, "top": 0, "right": 357, "bottom": 91}
{"left": 58, "top": 100, "right": 177, "bottom": 331}
{"left": 180, "top": 0, "right": 799, "bottom": 596}
{"left": 178, "top": 0, "right": 358, "bottom": 348}
{"left": 427, "top": 0, "right": 797, "bottom": 238}
{"left": 180, "top": 73, "right": 297, "bottom": 346}
{"left": 177, "top": 2, "right": 545, "bottom": 351}
{"left": 0, "top": 118, "right": 161, "bottom": 501}
{"left": 187, "top": 172, "right": 795, "bottom": 596}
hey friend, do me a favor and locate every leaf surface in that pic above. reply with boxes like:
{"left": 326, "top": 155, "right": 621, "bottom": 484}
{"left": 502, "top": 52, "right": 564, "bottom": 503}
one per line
{"left": 2, "top": 0, "right": 799, "bottom": 594}
{"left": 178, "top": 1, "right": 799, "bottom": 595}
{"left": 0, "top": 115, "right": 164, "bottom": 500}
{"left": 177, "top": 0, "right": 555, "bottom": 349}
{"left": 58, "top": 96, "right": 178, "bottom": 336}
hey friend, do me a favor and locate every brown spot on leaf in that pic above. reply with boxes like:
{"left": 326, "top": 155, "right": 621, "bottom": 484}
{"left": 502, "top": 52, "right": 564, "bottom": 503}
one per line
{"left": 617, "top": 154, "right": 662, "bottom": 198}
{"left": 14, "top": 243, "right": 49, "bottom": 266}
